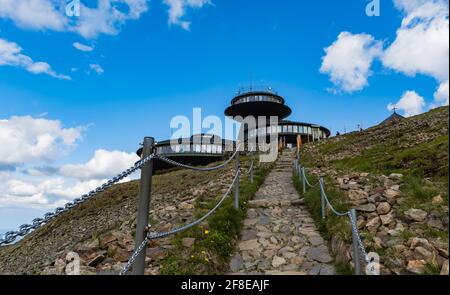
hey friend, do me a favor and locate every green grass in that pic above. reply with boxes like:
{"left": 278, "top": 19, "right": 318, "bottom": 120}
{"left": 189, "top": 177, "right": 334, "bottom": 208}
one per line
{"left": 160, "top": 158, "right": 274, "bottom": 275}
{"left": 331, "top": 134, "right": 449, "bottom": 183}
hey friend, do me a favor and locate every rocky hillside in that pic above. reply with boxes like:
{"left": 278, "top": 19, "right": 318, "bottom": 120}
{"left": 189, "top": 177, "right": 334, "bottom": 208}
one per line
{"left": 0, "top": 158, "right": 265, "bottom": 275}
{"left": 299, "top": 106, "right": 449, "bottom": 275}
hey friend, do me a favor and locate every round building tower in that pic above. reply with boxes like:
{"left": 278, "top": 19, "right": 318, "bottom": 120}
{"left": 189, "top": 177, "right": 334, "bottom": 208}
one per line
{"left": 224, "top": 87, "right": 292, "bottom": 146}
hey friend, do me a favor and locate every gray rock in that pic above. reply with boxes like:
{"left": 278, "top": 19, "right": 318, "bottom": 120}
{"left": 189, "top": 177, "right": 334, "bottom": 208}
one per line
{"left": 306, "top": 246, "right": 333, "bottom": 263}
{"left": 366, "top": 216, "right": 381, "bottom": 232}
{"left": 356, "top": 204, "right": 376, "bottom": 213}
{"left": 240, "top": 230, "right": 257, "bottom": 241}
{"left": 405, "top": 209, "right": 428, "bottom": 222}
{"left": 230, "top": 253, "right": 243, "bottom": 272}
{"left": 389, "top": 173, "right": 403, "bottom": 180}
{"left": 380, "top": 212, "right": 394, "bottom": 225}
{"left": 272, "top": 256, "right": 287, "bottom": 268}
{"left": 406, "top": 260, "right": 426, "bottom": 274}
{"left": 238, "top": 239, "right": 260, "bottom": 251}
{"left": 377, "top": 202, "right": 391, "bottom": 215}
{"left": 309, "top": 236, "right": 324, "bottom": 246}
{"left": 181, "top": 238, "right": 196, "bottom": 248}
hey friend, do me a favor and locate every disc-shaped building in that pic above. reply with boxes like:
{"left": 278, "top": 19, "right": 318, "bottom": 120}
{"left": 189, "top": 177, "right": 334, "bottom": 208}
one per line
{"left": 225, "top": 87, "right": 330, "bottom": 147}
{"left": 138, "top": 86, "right": 330, "bottom": 172}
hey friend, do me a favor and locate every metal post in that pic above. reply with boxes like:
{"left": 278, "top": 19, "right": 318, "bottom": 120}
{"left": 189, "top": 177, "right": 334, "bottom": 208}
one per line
{"left": 132, "top": 137, "right": 155, "bottom": 275}
{"left": 234, "top": 150, "right": 240, "bottom": 210}
{"left": 250, "top": 161, "right": 254, "bottom": 184}
{"left": 320, "top": 178, "right": 326, "bottom": 220}
{"left": 302, "top": 167, "right": 306, "bottom": 194}
{"left": 297, "top": 163, "right": 301, "bottom": 181}
{"left": 350, "top": 209, "right": 361, "bottom": 275}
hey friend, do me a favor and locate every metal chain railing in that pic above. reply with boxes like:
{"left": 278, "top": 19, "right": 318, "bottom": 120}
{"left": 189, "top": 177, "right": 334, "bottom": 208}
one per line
{"left": 294, "top": 158, "right": 371, "bottom": 275}
{"left": 120, "top": 170, "right": 240, "bottom": 275}
{"left": 348, "top": 210, "right": 370, "bottom": 263}
{"left": 319, "top": 178, "right": 348, "bottom": 217}
{"left": 0, "top": 154, "right": 155, "bottom": 246}
{"left": 246, "top": 160, "right": 254, "bottom": 176}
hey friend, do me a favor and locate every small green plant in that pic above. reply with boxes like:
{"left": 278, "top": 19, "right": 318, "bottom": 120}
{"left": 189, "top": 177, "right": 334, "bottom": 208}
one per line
{"left": 159, "top": 157, "right": 274, "bottom": 274}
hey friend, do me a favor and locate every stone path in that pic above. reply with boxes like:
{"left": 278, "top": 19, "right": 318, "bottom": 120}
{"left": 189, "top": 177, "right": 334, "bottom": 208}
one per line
{"left": 229, "top": 149, "right": 335, "bottom": 275}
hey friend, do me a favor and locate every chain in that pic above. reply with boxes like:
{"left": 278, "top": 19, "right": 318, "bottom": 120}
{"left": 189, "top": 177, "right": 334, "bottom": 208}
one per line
{"left": 0, "top": 154, "right": 155, "bottom": 246}
{"left": 155, "top": 144, "right": 241, "bottom": 172}
{"left": 246, "top": 161, "right": 254, "bottom": 175}
{"left": 348, "top": 211, "right": 370, "bottom": 263}
{"left": 319, "top": 180, "right": 349, "bottom": 217}
{"left": 298, "top": 158, "right": 370, "bottom": 266}
{"left": 119, "top": 234, "right": 150, "bottom": 275}
{"left": 303, "top": 169, "right": 319, "bottom": 188}
{"left": 120, "top": 171, "right": 240, "bottom": 275}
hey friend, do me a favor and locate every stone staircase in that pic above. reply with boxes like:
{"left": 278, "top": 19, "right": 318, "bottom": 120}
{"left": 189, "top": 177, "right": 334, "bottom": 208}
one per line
{"left": 229, "top": 149, "right": 335, "bottom": 275}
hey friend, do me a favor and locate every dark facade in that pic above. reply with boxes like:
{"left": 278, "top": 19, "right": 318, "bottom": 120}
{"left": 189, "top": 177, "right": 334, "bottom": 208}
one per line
{"left": 137, "top": 134, "right": 235, "bottom": 172}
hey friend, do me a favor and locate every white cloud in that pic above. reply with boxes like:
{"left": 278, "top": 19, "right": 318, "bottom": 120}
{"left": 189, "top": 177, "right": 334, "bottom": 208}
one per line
{"left": 0, "top": 174, "right": 106, "bottom": 208}
{"left": 89, "top": 63, "right": 104, "bottom": 75}
{"left": 382, "top": 0, "right": 449, "bottom": 82}
{"left": 387, "top": 90, "right": 426, "bottom": 117}
{"left": 0, "top": 0, "right": 67, "bottom": 31}
{"left": 0, "top": 0, "right": 150, "bottom": 39}
{"left": 163, "top": 0, "right": 211, "bottom": 30}
{"left": 73, "top": 42, "right": 94, "bottom": 52}
{"left": 0, "top": 116, "right": 83, "bottom": 168}
{"left": 60, "top": 149, "right": 139, "bottom": 180}
{"left": 0, "top": 132, "right": 139, "bottom": 213}
{"left": 319, "top": 32, "right": 383, "bottom": 93}
{"left": 432, "top": 80, "right": 449, "bottom": 107}
{"left": 0, "top": 38, "right": 71, "bottom": 79}
{"left": 74, "top": 0, "right": 150, "bottom": 38}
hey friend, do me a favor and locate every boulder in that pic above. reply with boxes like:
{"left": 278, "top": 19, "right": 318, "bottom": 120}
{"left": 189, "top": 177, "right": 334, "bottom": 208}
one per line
{"left": 356, "top": 204, "right": 376, "bottom": 213}
{"left": 348, "top": 190, "right": 368, "bottom": 201}
{"left": 414, "top": 247, "right": 435, "bottom": 262}
{"left": 384, "top": 189, "right": 401, "bottom": 199}
{"left": 182, "top": 238, "right": 196, "bottom": 248}
{"left": 272, "top": 256, "right": 287, "bottom": 268}
{"left": 405, "top": 209, "right": 428, "bottom": 222}
{"left": 377, "top": 202, "right": 391, "bottom": 215}
{"left": 366, "top": 216, "right": 381, "bottom": 232}
{"left": 380, "top": 212, "right": 394, "bottom": 225}
{"left": 389, "top": 173, "right": 403, "bottom": 180}
{"left": 238, "top": 239, "right": 260, "bottom": 251}
{"left": 99, "top": 235, "right": 118, "bottom": 249}
{"left": 432, "top": 195, "right": 444, "bottom": 205}
{"left": 306, "top": 245, "right": 333, "bottom": 263}
{"left": 146, "top": 247, "right": 166, "bottom": 261}
{"left": 410, "top": 237, "right": 434, "bottom": 251}
{"left": 229, "top": 253, "right": 243, "bottom": 272}
{"left": 406, "top": 260, "right": 426, "bottom": 274}
{"left": 87, "top": 254, "right": 105, "bottom": 267}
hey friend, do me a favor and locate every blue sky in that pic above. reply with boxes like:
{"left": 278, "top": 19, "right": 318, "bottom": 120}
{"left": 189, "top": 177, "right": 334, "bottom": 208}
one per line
{"left": 0, "top": 0, "right": 448, "bottom": 233}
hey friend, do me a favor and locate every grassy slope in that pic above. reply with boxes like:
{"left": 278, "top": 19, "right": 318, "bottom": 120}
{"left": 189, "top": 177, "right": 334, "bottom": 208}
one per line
{"left": 304, "top": 106, "right": 449, "bottom": 183}
{"left": 295, "top": 106, "right": 449, "bottom": 274}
